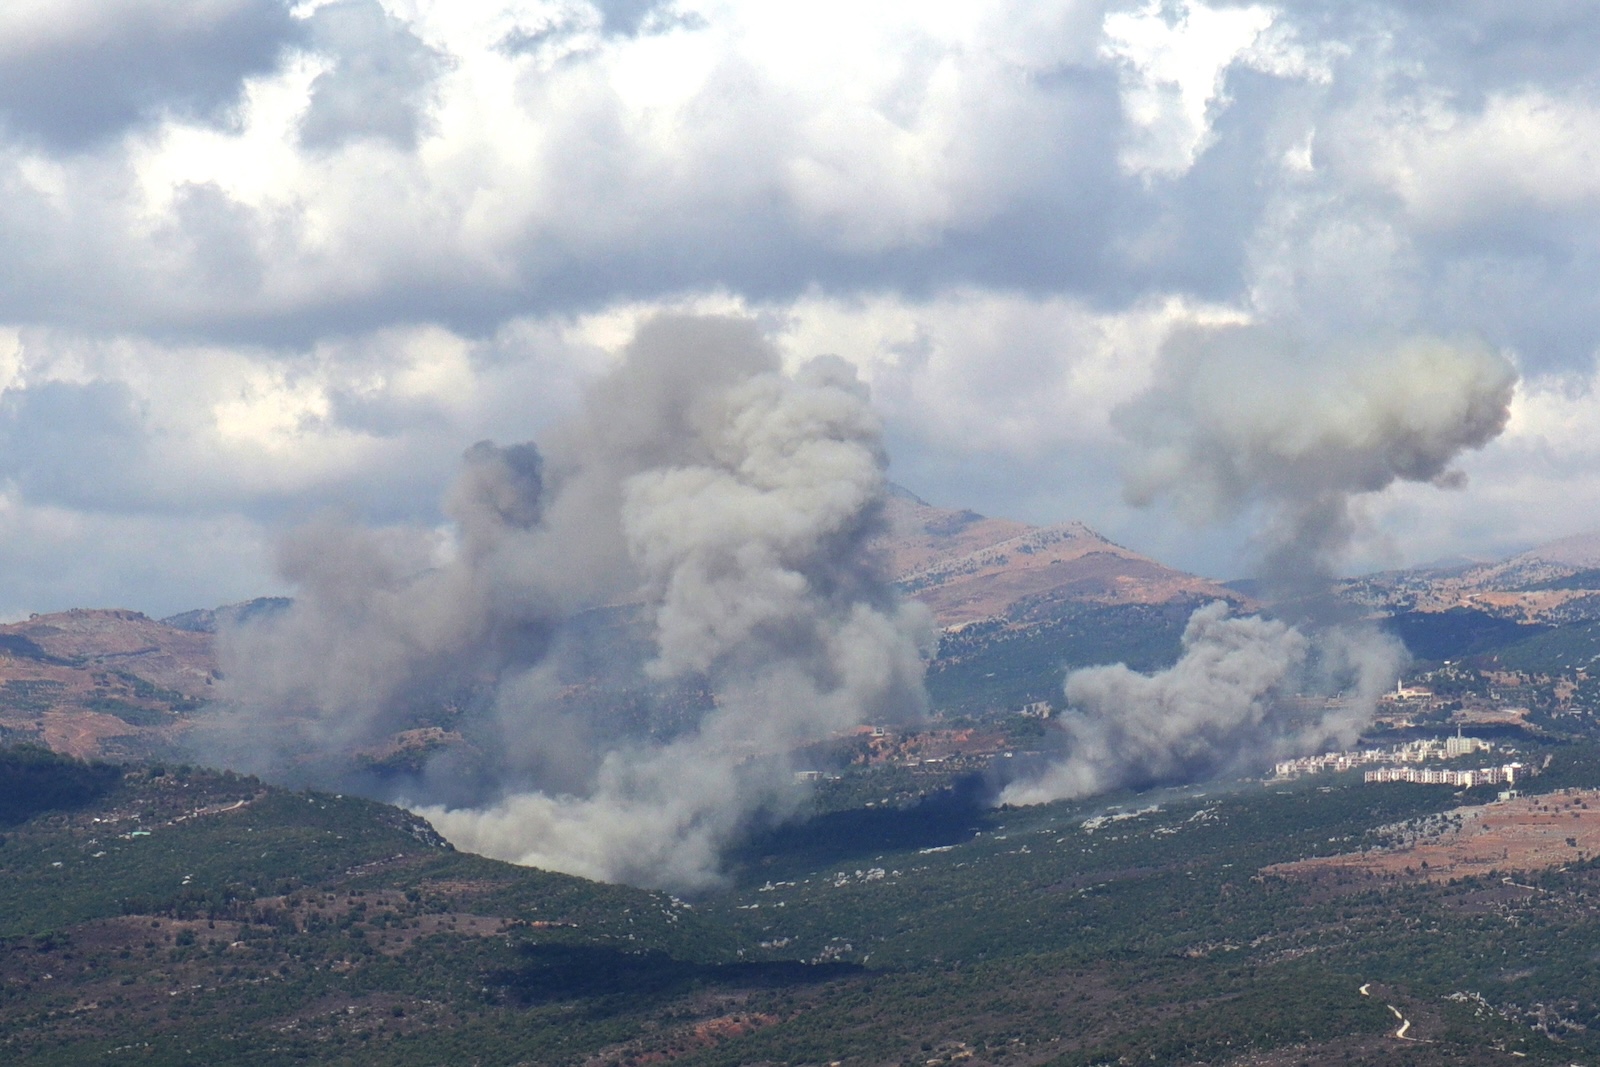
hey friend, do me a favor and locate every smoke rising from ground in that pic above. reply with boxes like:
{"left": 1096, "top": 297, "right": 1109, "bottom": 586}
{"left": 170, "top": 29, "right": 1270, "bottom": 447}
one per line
{"left": 203, "top": 315, "right": 931, "bottom": 890}
{"left": 1004, "top": 327, "right": 1513, "bottom": 806}
{"left": 1000, "top": 602, "right": 1403, "bottom": 804}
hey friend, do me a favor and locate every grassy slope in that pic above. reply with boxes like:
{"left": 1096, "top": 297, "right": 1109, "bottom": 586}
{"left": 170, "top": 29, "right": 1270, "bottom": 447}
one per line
{"left": 10, "top": 745, "right": 1600, "bottom": 1064}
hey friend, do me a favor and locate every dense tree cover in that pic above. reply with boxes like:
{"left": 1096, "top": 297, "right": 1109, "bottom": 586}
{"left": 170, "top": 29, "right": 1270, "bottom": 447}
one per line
{"left": 0, "top": 745, "right": 121, "bottom": 826}
{"left": 5, "top": 743, "right": 1600, "bottom": 1063}
{"left": 928, "top": 602, "right": 1196, "bottom": 716}
{"left": 1491, "top": 620, "right": 1600, "bottom": 675}
{"left": 1381, "top": 609, "right": 1548, "bottom": 664}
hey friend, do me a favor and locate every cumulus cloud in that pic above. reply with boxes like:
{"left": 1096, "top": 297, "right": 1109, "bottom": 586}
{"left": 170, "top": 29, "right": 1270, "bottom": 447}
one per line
{"left": 1102, "top": 0, "right": 1279, "bottom": 179}
{"left": 0, "top": 0, "right": 299, "bottom": 150}
{"left": 204, "top": 314, "right": 930, "bottom": 889}
{"left": 299, "top": 0, "right": 446, "bottom": 150}
{"left": 0, "top": 0, "right": 1593, "bottom": 623}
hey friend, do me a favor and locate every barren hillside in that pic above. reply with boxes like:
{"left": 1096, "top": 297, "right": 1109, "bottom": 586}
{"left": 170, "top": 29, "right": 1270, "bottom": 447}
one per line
{"left": 875, "top": 489, "right": 1241, "bottom": 627}
{"left": 0, "top": 609, "right": 213, "bottom": 760}
{"left": 1339, "top": 527, "right": 1600, "bottom": 624}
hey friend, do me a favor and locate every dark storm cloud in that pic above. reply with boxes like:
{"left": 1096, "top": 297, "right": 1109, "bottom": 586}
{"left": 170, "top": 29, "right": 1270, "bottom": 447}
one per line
{"left": 0, "top": 1, "right": 301, "bottom": 151}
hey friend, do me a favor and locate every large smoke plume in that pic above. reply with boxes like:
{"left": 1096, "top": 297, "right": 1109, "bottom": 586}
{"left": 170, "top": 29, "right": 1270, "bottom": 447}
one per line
{"left": 204, "top": 315, "right": 931, "bottom": 889}
{"left": 1005, "top": 326, "right": 1516, "bottom": 805}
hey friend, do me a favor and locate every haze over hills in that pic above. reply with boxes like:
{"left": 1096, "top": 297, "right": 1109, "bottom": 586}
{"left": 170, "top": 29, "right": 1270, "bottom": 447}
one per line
{"left": 0, "top": 496, "right": 1244, "bottom": 763}
{"left": 7, "top": 505, "right": 1600, "bottom": 768}
{"left": 1340, "top": 528, "right": 1600, "bottom": 625}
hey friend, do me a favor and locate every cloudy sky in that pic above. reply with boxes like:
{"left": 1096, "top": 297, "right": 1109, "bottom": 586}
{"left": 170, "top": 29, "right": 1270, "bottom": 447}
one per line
{"left": 1, "top": 0, "right": 1598, "bottom": 617}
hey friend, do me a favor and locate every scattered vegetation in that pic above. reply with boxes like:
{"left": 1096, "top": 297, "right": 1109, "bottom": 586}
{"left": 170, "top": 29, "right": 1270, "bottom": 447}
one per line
{"left": 11, "top": 588, "right": 1600, "bottom": 1062}
{"left": 4, "top": 739, "right": 1600, "bottom": 1064}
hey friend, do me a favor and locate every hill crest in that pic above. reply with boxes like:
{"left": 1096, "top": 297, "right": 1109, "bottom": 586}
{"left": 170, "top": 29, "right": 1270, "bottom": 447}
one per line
{"left": 876, "top": 492, "right": 1241, "bottom": 627}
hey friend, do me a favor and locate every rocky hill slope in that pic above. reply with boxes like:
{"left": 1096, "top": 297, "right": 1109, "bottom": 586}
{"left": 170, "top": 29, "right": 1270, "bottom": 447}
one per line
{"left": 0, "top": 494, "right": 1244, "bottom": 757}
{"left": 874, "top": 489, "right": 1241, "bottom": 627}
{"left": 1340, "top": 528, "right": 1600, "bottom": 624}
{"left": 0, "top": 609, "right": 213, "bottom": 761}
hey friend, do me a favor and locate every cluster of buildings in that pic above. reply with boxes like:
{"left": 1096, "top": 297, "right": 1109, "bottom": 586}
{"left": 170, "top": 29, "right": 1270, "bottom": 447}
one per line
{"left": 1272, "top": 733, "right": 1493, "bottom": 781}
{"left": 1362, "top": 763, "right": 1522, "bottom": 787}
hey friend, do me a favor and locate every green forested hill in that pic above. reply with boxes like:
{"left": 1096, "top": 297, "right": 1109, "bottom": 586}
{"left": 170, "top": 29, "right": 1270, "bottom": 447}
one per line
{"left": 7, "top": 744, "right": 1600, "bottom": 1064}
{"left": 0, "top": 751, "right": 768, "bottom": 1066}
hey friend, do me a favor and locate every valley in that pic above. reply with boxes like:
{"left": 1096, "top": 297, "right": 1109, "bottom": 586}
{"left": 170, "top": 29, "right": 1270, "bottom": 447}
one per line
{"left": 9, "top": 741, "right": 1600, "bottom": 1064}
{"left": 7, "top": 503, "right": 1600, "bottom": 1062}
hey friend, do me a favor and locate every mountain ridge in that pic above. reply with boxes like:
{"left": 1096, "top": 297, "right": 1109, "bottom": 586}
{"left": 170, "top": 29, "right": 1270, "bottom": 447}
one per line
{"left": 874, "top": 491, "right": 1243, "bottom": 627}
{"left": 1339, "top": 525, "right": 1600, "bottom": 624}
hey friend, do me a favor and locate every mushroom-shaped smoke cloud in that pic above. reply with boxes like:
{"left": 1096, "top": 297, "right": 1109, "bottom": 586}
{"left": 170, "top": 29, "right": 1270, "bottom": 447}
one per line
{"left": 1004, "top": 327, "right": 1516, "bottom": 806}
{"left": 1119, "top": 328, "right": 1518, "bottom": 593}
{"left": 206, "top": 315, "right": 931, "bottom": 890}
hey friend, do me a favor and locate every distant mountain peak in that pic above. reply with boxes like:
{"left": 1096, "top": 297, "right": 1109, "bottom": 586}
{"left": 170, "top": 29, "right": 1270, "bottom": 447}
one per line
{"left": 875, "top": 494, "right": 1241, "bottom": 627}
{"left": 885, "top": 481, "right": 931, "bottom": 507}
{"left": 162, "top": 597, "right": 292, "bottom": 634}
{"left": 1515, "top": 529, "right": 1600, "bottom": 569}
{"left": 1337, "top": 525, "right": 1600, "bottom": 624}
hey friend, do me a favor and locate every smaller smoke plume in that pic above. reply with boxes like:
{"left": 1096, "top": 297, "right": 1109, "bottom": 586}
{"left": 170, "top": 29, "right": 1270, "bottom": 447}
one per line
{"left": 1004, "top": 327, "right": 1510, "bottom": 806}
{"left": 1001, "top": 603, "right": 1404, "bottom": 805}
{"left": 205, "top": 437, "right": 560, "bottom": 769}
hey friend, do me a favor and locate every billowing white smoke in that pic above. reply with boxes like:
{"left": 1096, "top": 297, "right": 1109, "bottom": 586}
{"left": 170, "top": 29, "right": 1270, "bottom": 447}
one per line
{"left": 1004, "top": 326, "right": 1515, "bottom": 806}
{"left": 1000, "top": 601, "right": 1403, "bottom": 804}
{"left": 209, "top": 315, "right": 931, "bottom": 890}
{"left": 423, "top": 349, "right": 932, "bottom": 888}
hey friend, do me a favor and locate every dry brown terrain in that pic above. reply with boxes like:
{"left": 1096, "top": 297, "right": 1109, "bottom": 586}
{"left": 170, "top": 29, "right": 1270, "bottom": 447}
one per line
{"left": 875, "top": 491, "right": 1239, "bottom": 626}
{"left": 1338, "top": 526, "right": 1600, "bottom": 622}
{"left": 0, "top": 495, "right": 1243, "bottom": 760}
{"left": 1266, "top": 789, "right": 1600, "bottom": 884}
{"left": 0, "top": 608, "right": 215, "bottom": 759}
{"left": 5, "top": 608, "right": 215, "bottom": 697}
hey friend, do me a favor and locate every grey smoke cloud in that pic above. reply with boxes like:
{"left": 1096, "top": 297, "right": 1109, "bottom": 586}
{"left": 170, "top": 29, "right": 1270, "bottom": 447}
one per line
{"left": 999, "top": 602, "right": 1403, "bottom": 805}
{"left": 206, "top": 314, "right": 931, "bottom": 890}
{"left": 1002, "top": 602, "right": 1305, "bottom": 803}
{"left": 1116, "top": 327, "right": 1519, "bottom": 590}
{"left": 1004, "top": 327, "right": 1511, "bottom": 806}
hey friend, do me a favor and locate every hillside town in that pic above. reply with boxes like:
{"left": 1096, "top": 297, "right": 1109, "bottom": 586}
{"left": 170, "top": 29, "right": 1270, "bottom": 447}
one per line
{"left": 1272, "top": 732, "right": 1524, "bottom": 790}
{"left": 1361, "top": 763, "right": 1521, "bottom": 788}
{"left": 1272, "top": 732, "right": 1495, "bottom": 780}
